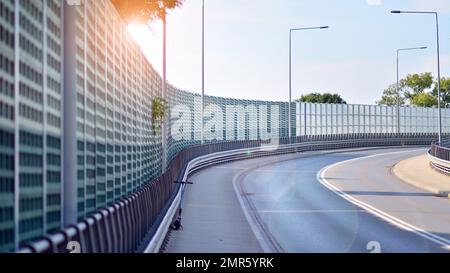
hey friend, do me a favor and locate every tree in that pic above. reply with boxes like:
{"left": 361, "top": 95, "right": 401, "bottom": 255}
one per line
{"left": 376, "top": 83, "right": 407, "bottom": 106}
{"left": 402, "top": 72, "right": 434, "bottom": 100}
{"left": 411, "top": 92, "right": 437, "bottom": 107}
{"left": 151, "top": 97, "right": 168, "bottom": 135}
{"left": 377, "top": 72, "right": 435, "bottom": 106}
{"left": 296, "top": 93, "right": 346, "bottom": 104}
{"left": 111, "top": 0, "right": 184, "bottom": 23}
{"left": 432, "top": 77, "right": 450, "bottom": 107}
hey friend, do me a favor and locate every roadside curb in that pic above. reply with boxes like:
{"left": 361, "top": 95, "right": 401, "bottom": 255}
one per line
{"left": 392, "top": 155, "right": 450, "bottom": 198}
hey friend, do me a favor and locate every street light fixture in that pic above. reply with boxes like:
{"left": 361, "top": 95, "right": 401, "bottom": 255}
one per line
{"left": 391, "top": 10, "right": 443, "bottom": 144}
{"left": 396, "top": 46, "right": 427, "bottom": 135}
{"left": 289, "top": 26, "right": 329, "bottom": 139}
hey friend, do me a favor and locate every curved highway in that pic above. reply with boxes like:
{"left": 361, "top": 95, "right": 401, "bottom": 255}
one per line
{"left": 165, "top": 147, "right": 450, "bottom": 253}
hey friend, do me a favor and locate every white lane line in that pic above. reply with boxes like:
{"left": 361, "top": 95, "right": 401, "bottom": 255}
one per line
{"left": 213, "top": 166, "right": 316, "bottom": 174}
{"left": 212, "top": 166, "right": 249, "bottom": 170}
{"left": 317, "top": 149, "right": 450, "bottom": 250}
{"left": 258, "top": 209, "right": 365, "bottom": 213}
{"left": 252, "top": 170, "right": 317, "bottom": 174}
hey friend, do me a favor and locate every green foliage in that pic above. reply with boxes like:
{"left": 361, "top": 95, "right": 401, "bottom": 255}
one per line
{"left": 432, "top": 77, "right": 450, "bottom": 107}
{"left": 410, "top": 92, "right": 438, "bottom": 107}
{"left": 151, "top": 97, "right": 168, "bottom": 135}
{"left": 377, "top": 72, "right": 450, "bottom": 108}
{"left": 376, "top": 83, "right": 406, "bottom": 106}
{"left": 111, "top": 0, "right": 184, "bottom": 23}
{"left": 296, "top": 93, "right": 346, "bottom": 104}
{"left": 401, "top": 72, "right": 434, "bottom": 100}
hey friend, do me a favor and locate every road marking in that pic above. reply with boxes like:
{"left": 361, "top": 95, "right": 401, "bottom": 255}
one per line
{"left": 212, "top": 166, "right": 249, "bottom": 170}
{"left": 258, "top": 209, "right": 365, "bottom": 213}
{"left": 213, "top": 166, "right": 315, "bottom": 174}
{"left": 317, "top": 148, "right": 450, "bottom": 250}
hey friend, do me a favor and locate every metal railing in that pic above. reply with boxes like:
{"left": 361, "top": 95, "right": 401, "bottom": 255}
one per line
{"left": 429, "top": 140, "right": 450, "bottom": 175}
{"left": 17, "top": 133, "right": 441, "bottom": 253}
{"left": 17, "top": 141, "right": 262, "bottom": 253}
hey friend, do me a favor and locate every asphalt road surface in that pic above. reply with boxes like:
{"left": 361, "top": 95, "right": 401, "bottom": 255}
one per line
{"left": 165, "top": 147, "right": 450, "bottom": 253}
{"left": 238, "top": 147, "right": 450, "bottom": 253}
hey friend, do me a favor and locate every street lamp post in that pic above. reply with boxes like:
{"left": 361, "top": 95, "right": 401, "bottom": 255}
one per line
{"left": 392, "top": 10, "right": 442, "bottom": 144}
{"left": 396, "top": 46, "right": 427, "bottom": 135}
{"left": 289, "top": 26, "right": 328, "bottom": 140}
{"left": 201, "top": 0, "right": 205, "bottom": 144}
{"left": 162, "top": 13, "right": 167, "bottom": 171}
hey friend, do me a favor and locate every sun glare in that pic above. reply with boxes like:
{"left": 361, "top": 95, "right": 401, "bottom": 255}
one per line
{"left": 126, "top": 21, "right": 163, "bottom": 69}
{"left": 127, "top": 22, "right": 151, "bottom": 47}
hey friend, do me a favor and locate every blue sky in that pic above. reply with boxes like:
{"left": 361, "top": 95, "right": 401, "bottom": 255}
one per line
{"left": 131, "top": 0, "right": 450, "bottom": 105}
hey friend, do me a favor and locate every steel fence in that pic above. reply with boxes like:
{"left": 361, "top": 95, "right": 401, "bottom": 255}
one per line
{"left": 429, "top": 140, "right": 450, "bottom": 175}
{"left": 430, "top": 143, "right": 450, "bottom": 162}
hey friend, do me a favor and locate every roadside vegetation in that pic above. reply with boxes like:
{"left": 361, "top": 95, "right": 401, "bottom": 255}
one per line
{"left": 377, "top": 72, "right": 450, "bottom": 107}
{"left": 296, "top": 93, "right": 347, "bottom": 104}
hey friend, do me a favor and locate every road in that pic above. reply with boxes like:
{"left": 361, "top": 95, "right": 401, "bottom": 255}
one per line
{"left": 165, "top": 147, "right": 450, "bottom": 253}
{"left": 239, "top": 147, "right": 450, "bottom": 253}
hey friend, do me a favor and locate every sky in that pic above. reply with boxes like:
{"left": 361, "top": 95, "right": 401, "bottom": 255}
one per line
{"left": 128, "top": 0, "right": 450, "bottom": 105}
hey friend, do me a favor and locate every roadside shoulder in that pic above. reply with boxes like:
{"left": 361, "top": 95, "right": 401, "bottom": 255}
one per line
{"left": 392, "top": 154, "right": 450, "bottom": 197}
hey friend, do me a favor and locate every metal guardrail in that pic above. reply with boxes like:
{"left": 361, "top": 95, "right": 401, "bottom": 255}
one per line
{"left": 429, "top": 141, "right": 450, "bottom": 175}
{"left": 17, "top": 133, "right": 441, "bottom": 253}
{"left": 17, "top": 141, "right": 262, "bottom": 253}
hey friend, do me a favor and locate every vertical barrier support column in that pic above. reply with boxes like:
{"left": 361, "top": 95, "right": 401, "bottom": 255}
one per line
{"left": 13, "top": 0, "right": 20, "bottom": 250}
{"left": 304, "top": 103, "right": 307, "bottom": 137}
{"left": 63, "top": 1, "right": 78, "bottom": 226}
